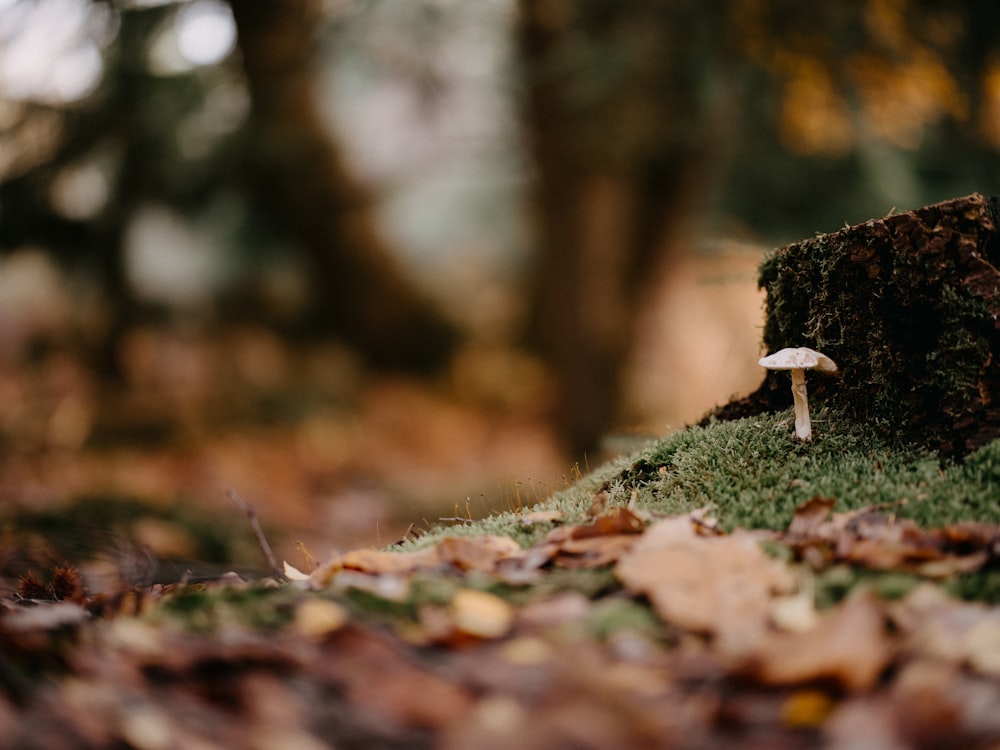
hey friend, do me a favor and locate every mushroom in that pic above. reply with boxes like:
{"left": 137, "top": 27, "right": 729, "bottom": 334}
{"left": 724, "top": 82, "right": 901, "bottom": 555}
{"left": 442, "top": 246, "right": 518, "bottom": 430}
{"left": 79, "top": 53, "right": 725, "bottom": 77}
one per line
{"left": 758, "top": 347, "right": 838, "bottom": 441}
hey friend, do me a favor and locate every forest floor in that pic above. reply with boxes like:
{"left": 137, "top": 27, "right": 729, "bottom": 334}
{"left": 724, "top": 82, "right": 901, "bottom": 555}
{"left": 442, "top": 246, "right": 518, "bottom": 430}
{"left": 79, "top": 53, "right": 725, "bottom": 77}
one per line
{"left": 1, "top": 328, "right": 998, "bottom": 749}
{"left": 1, "top": 237, "right": 998, "bottom": 749}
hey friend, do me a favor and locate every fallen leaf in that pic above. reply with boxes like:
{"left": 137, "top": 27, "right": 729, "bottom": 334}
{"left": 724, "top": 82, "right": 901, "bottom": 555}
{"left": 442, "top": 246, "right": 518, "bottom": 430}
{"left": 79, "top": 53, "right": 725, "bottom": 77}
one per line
{"left": 554, "top": 534, "right": 638, "bottom": 568}
{"left": 966, "top": 619, "right": 1000, "bottom": 675}
{"left": 780, "top": 689, "right": 835, "bottom": 728}
{"left": 786, "top": 496, "right": 836, "bottom": 537}
{"left": 339, "top": 546, "right": 441, "bottom": 575}
{"left": 118, "top": 705, "right": 174, "bottom": 750}
{"left": 283, "top": 561, "right": 312, "bottom": 581}
{"left": 531, "top": 508, "right": 647, "bottom": 568}
{"left": 749, "top": 593, "right": 891, "bottom": 692}
{"left": 769, "top": 591, "right": 821, "bottom": 633}
{"left": 333, "top": 534, "right": 523, "bottom": 578}
{"left": 501, "top": 636, "right": 554, "bottom": 666}
{"left": 616, "top": 517, "right": 794, "bottom": 653}
{"left": 780, "top": 500, "right": 999, "bottom": 578}
{"left": 571, "top": 507, "right": 646, "bottom": 539}
{"left": 437, "top": 535, "right": 523, "bottom": 572}
{"left": 889, "top": 660, "right": 965, "bottom": 746}
{"left": 294, "top": 598, "right": 349, "bottom": 640}
{"left": 890, "top": 583, "right": 1000, "bottom": 675}
{"left": 494, "top": 544, "right": 556, "bottom": 585}
{"left": 451, "top": 589, "right": 514, "bottom": 639}
{"left": 822, "top": 695, "right": 905, "bottom": 749}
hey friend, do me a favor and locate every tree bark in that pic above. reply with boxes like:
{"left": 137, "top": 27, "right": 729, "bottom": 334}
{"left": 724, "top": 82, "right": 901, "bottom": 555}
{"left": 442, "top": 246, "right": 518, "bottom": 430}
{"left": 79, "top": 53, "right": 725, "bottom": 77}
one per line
{"left": 228, "top": 0, "right": 459, "bottom": 373}
{"left": 710, "top": 193, "right": 1000, "bottom": 458}
{"left": 516, "top": 1, "right": 717, "bottom": 458}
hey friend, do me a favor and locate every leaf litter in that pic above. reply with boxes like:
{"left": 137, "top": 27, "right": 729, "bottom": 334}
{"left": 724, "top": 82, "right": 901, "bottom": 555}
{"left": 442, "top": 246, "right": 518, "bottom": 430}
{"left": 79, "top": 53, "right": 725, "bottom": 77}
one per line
{"left": 2, "top": 490, "right": 1000, "bottom": 749}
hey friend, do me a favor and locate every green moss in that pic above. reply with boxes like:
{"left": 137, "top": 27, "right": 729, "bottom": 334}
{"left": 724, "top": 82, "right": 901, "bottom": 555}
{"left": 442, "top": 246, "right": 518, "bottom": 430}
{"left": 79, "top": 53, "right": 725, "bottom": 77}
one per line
{"left": 414, "top": 409, "right": 998, "bottom": 548}
{"left": 754, "top": 195, "right": 1000, "bottom": 456}
{"left": 594, "top": 407, "right": 992, "bottom": 531}
{"left": 342, "top": 587, "right": 420, "bottom": 623}
{"left": 810, "top": 566, "right": 923, "bottom": 609}
{"left": 153, "top": 585, "right": 296, "bottom": 632}
{"left": 944, "top": 569, "right": 1000, "bottom": 604}
{"left": 586, "top": 597, "right": 664, "bottom": 641}
{"left": 400, "top": 408, "right": 997, "bottom": 602}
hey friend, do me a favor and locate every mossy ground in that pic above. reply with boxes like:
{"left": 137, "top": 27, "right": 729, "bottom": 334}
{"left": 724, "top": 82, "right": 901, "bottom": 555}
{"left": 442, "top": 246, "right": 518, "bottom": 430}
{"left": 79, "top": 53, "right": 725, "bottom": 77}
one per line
{"left": 412, "top": 406, "right": 998, "bottom": 544}
{"left": 404, "top": 405, "right": 1000, "bottom": 601}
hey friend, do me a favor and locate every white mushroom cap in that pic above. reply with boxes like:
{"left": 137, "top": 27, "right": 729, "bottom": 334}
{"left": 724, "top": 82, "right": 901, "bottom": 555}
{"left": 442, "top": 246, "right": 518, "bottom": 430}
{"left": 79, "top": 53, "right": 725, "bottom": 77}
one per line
{"left": 758, "top": 347, "right": 837, "bottom": 374}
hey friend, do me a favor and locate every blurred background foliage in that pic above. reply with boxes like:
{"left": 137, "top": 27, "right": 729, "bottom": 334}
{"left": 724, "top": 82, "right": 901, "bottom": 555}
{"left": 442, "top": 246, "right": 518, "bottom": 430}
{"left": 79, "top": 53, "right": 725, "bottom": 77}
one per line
{"left": 3, "top": 0, "right": 1000, "bottom": 463}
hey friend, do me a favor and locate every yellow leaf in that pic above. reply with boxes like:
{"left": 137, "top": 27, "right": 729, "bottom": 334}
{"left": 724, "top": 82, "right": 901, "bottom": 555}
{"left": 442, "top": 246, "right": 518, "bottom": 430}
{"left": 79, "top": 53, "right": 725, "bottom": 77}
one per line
{"left": 295, "top": 598, "right": 349, "bottom": 639}
{"left": 451, "top": 589, "right": 513, "bottom": 639}
{"left": 781, "top": 690, "right": 834, "bottom": 728}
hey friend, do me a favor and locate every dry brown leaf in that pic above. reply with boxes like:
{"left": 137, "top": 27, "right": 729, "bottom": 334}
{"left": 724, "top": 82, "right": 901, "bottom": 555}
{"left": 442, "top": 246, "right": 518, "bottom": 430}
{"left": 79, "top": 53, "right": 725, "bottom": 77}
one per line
{"left": 616, "top": 517, "right": 794, "bottom": 653}
{"left": 937, "top": 521, "right": 1000, "bottom": 552}
{"left": 889, "top": 660, "right": 967, "bottom": 746}
{"left": 437, "top": 535, "right": 523, "bottom": 572}
{"left": 530, "top": 507, "right": 647, "bottom": 568}
{"left": 781, "top": 500, "right": 999, "bottom": 578}
{"left": 786, "top": 495, "right": 836, "bottom": 537}
{"left": 749, "top": 593, "right": 891, "bottom": 692}
{"left": 554, "top": 534, "right": 639, "bottom": 568}
{"left": 336, "top": 534, "right": 522, "bottom": 577}
{"left": 845, "top": 538, "right": 987, "bottom": 578}
{"left": 571, "top": 507, "right": 646, "bottom": 539}
{"left": 494, "top": 544, "right": 557, "bottom": 585}
{"left": 339, "top": 546, "right": 441, "bottom": 575}
{"left": 891, "top": 583, "right": 1000, "bottom": 675}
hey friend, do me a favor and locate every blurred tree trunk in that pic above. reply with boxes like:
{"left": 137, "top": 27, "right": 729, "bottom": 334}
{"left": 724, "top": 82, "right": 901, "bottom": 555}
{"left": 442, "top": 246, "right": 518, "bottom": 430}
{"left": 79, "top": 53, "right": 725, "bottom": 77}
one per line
{"left": 0, "top": 6, "right": 171, "bottom": 379}
{"left": 517, "top": 1, "right": 728, "bottom": 458}
{"left": 228, "top": 0, "right": 459, "bottom": 372}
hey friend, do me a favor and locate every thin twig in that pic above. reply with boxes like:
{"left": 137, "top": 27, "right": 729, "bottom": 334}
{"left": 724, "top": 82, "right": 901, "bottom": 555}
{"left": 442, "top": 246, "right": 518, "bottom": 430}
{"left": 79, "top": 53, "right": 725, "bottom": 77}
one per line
{"left": 226, "top": 489, "right": 288, "bottom": 582}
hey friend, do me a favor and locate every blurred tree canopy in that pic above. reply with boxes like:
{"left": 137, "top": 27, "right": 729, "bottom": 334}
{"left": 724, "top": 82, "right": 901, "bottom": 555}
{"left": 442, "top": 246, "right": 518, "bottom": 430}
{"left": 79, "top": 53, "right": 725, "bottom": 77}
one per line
{"left": 3, "top": 0, "right": 1000, "bottom": 457}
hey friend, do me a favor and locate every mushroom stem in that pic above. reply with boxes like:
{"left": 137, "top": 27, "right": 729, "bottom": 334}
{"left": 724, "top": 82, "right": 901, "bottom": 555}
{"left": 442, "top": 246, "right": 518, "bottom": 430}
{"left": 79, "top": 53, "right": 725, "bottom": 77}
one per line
{"left": 758, "top": 347, "right": 836, "bottom": 441}
{"left": 790, "top": 368, "right": 811, "bottom": 440}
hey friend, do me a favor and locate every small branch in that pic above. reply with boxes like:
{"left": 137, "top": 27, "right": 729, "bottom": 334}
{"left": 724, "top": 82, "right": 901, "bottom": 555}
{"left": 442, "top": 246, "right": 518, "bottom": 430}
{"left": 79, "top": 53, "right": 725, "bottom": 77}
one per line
{"left": 226, "top": 489, "right": 288, "bottom": 582}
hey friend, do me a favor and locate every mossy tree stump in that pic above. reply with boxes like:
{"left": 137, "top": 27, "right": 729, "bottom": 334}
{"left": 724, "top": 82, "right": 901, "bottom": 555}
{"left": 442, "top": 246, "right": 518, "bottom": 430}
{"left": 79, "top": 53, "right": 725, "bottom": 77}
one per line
{"left": 714, "top": 193, "right": 1000, "bottom": 457}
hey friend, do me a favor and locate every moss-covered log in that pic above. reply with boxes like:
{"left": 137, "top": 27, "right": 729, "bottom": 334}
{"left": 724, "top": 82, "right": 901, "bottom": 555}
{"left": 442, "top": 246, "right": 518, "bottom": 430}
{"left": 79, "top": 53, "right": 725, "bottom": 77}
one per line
{"left": 712, "top": 193, "right": 1000, "bottom": 457}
